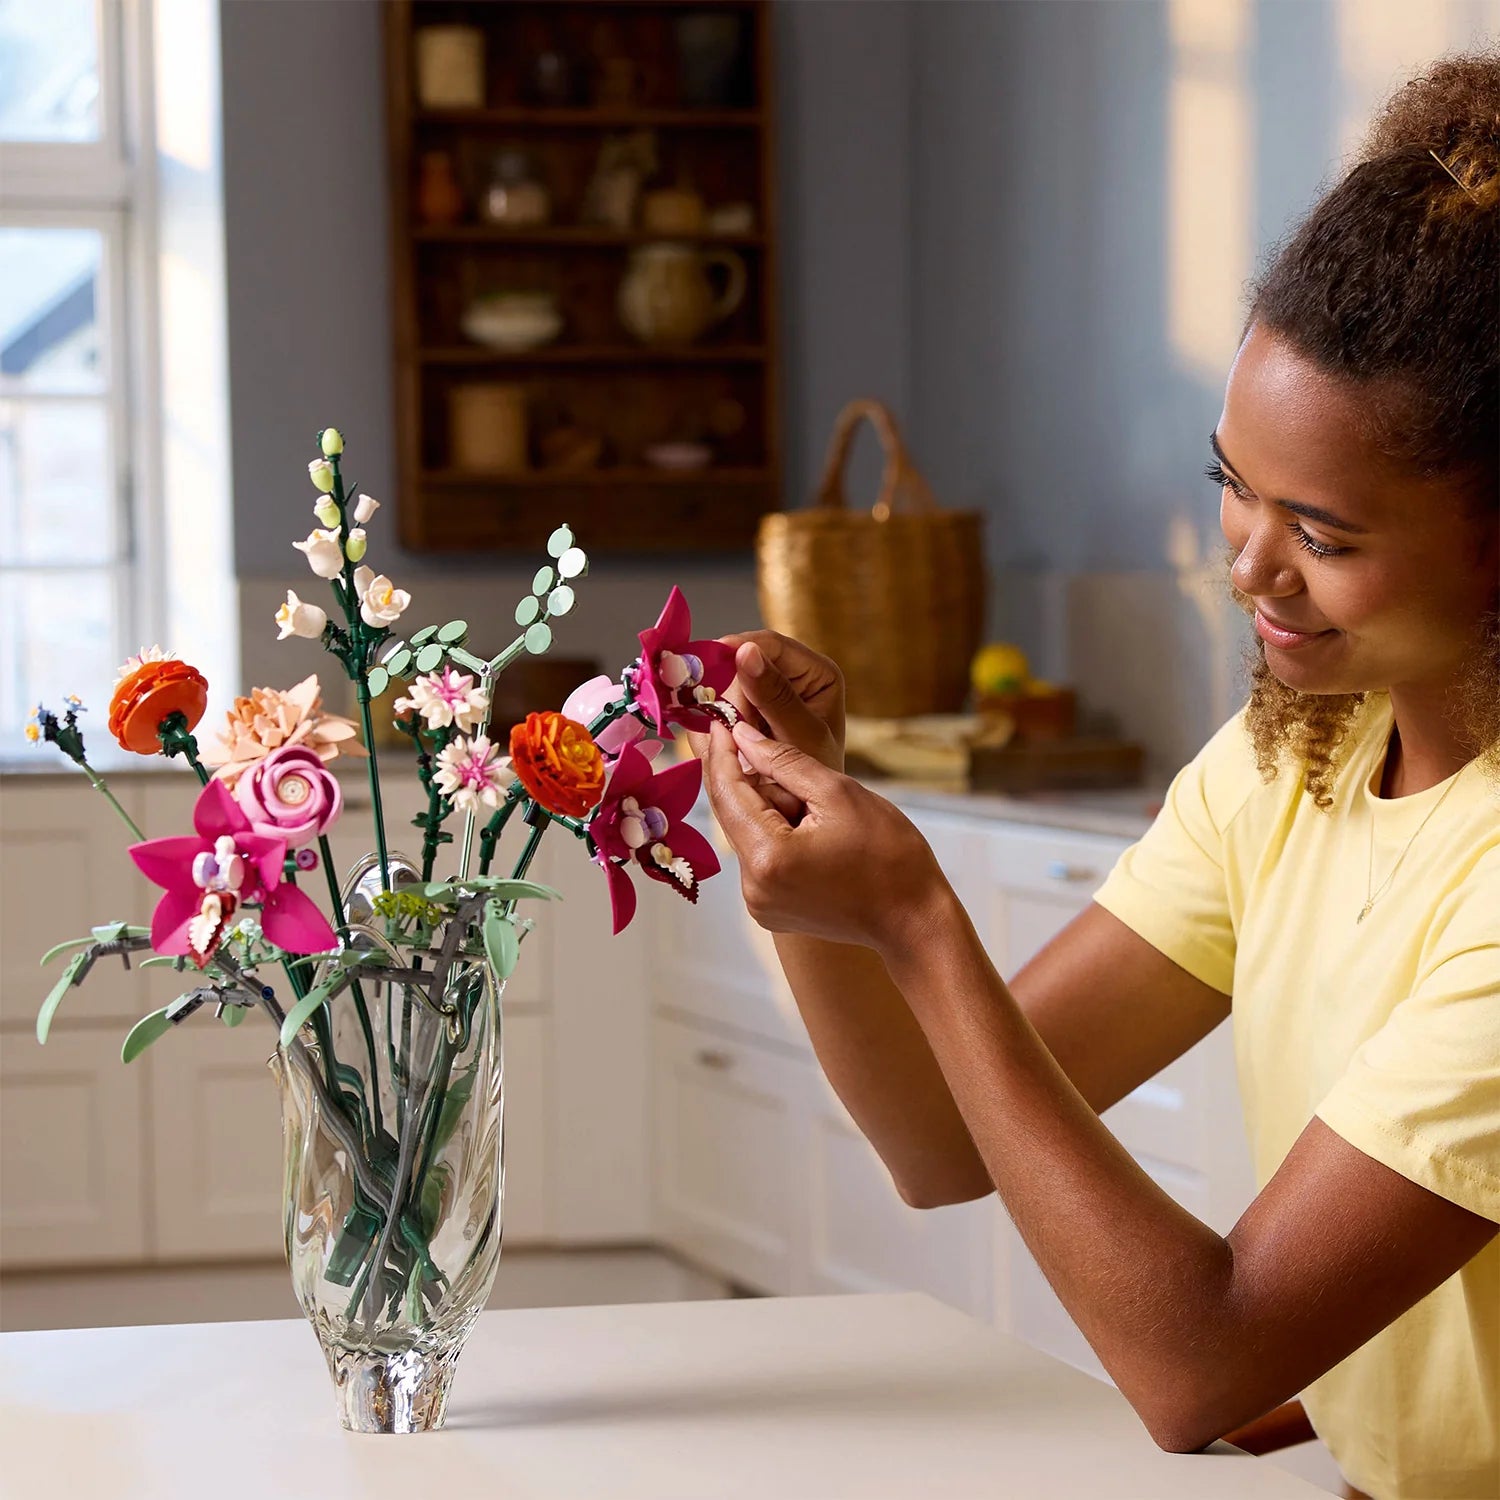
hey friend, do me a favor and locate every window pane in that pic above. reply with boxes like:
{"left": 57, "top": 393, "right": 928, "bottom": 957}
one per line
{"left": 0, "top": 395, "right": 114, "bottom": 564}
{"left": 0, "top": 567, "right": 119, "bottom": 760}
{"left": 0, "top": 226, "right": 104, "bottom": 395}
{"left": 0, "top": 0, "right": 99, "bottom": 143}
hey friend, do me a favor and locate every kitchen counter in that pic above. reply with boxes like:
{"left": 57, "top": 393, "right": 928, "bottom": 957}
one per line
{"left": 0, "top": 1293, "right": 1328, "bottom": 1499}
{"left": 877, "top": 778, "right": 1163, "bottom": 839}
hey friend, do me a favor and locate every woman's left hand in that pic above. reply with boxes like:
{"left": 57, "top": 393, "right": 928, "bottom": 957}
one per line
{"left": 702, "top": 719, "right": 951, "bottom": 955}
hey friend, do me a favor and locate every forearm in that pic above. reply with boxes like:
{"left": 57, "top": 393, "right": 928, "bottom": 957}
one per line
{"left": 773, "top": 931, "right": 993, "bottom": 1207}
{"left": 879, "top": 886, "right": 1257, "bottom": 1449}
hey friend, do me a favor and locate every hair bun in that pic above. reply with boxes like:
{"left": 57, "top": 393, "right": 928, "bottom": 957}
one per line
{"left": 1362, "top": 50, "right": 1500, "bottom": 207}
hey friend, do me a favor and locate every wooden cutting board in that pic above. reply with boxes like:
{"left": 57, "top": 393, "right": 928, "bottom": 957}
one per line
{"left": 968, "top": 736, "right": 1144, "bottom": 794}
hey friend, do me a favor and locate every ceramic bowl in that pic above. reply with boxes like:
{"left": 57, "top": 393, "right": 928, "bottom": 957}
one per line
{"left": 461, "top": 294, "right": 563, "bottom": 352}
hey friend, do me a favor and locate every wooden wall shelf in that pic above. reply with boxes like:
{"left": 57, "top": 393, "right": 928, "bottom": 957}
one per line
{"left": 384, "top": 0, "right": 781, "bottom": 553}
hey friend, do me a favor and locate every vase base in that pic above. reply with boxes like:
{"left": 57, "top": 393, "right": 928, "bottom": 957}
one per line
{"left": 325, "top": 1342, "right": 460, "bottom": 1433}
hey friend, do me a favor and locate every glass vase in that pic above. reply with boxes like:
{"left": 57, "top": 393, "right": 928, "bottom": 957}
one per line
{"left": 274, "top": 858, "right": 507, "bottom": 1433}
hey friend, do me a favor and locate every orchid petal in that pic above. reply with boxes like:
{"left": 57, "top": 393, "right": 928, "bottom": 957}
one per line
{"left": 259, "top": 884, "right": 338, "bottom": 954}
{"left": 149, "top": 885, "right": 202, "bottom": 954}
{"left": 129, "top": 835, "right": 209, "bottom": 891}
{"left": 603, "top": 860, "right": 638, "bottom": 936}
{"left": 665, "top": 818, "right": 721, "bottom": 884}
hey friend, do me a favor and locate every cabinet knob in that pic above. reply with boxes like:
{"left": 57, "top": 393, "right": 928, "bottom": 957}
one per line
{"left": 695, "top": 1048, "right": 733, "bottom": 1071}
{"left": 1046, "top": 860, "right": 1097, "bottom": 883}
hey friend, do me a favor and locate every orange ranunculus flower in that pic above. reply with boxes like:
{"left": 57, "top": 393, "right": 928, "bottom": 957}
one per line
{"left": 108, "top": 650, "right": 210, "bottom": 755}
{"left": 508, "top": 711, "right": 605, "bottom": 818}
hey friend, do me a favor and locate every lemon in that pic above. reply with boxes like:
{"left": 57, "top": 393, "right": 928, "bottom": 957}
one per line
{"left": 971, "top": 642, "right": 1031, "bottom": 697}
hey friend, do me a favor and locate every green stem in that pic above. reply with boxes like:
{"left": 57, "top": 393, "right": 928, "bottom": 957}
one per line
{"left": 356, "top": 680, "right": 391, "bottom": 894}
{"left": 77, "top": 760, "right": 146, "bottom": 840}
{"left": 477, "top": 789, "right": 524, "bottom": 875}
{"left": 158, "top": 715, "right": 210, "bottom": 785}
{"left": 320, "top": 833, "right": 384, "bottom": 1140}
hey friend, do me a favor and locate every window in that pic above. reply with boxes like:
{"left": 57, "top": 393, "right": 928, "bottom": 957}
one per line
{"left": 1, "top": 0, "right": 150, "bottom": 755}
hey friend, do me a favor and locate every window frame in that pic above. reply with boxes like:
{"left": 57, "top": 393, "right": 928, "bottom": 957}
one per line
{"left": 0, "top": 0, "right": 166, "bottom": 740}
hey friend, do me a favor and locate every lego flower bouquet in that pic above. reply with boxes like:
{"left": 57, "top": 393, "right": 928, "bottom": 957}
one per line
{"left": 28, "top": 428, "right": 737, "bottom": 1433}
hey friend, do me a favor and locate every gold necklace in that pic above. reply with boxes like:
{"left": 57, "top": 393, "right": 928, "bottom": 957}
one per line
{"left": 1357, "top": 770, "right": 1463, "bottom": 924}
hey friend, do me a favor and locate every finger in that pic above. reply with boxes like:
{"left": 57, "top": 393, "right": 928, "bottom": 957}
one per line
{"left": 731, "top": 721, "right": 841, "bottom": 802}
{"left": 734, "top": 641, "right": 832, "bottom": 754}
{"left": 702, "top": 724, "right": 790, "bottom": 851}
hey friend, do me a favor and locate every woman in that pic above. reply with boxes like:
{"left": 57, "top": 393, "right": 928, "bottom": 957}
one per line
{"left": 696, "top": 54, "right": 1499, "bottom": 1500}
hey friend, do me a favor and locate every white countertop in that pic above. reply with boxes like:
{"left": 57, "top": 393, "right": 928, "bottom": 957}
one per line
{"left": 0, "top": 1293, "right": 1328, "bottom": 1499}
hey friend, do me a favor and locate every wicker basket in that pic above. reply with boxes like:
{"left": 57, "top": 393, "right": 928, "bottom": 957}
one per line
{"left": 757, "top": 399, "right": 985, "bottom": 718}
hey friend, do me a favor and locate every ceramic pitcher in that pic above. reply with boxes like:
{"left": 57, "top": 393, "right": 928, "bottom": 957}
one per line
{"left": 618, "top": 243, "right": 747, "bottom": 348}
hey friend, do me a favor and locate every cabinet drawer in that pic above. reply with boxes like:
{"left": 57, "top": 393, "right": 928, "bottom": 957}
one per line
{"left": 149, "top": 1019, "right": 285, "bottom": 1260}
{"left": 986, "top": 824, "right": 1131, "bottom": 898}
{"left": 803, "top": 1075, "right": 993, "bottom": 1319}
{"left": 651, "top": 815, "right": 809, "bottom": 1052}
{"left": 652, "top": 1016, "right": 810, "bottom": 1294}
{"left": 0, "top": 1026, "right": 148, "bottom": 1268}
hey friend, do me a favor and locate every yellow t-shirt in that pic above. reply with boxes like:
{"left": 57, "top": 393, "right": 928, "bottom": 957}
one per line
{"left": 1093, "top": 692, "right": 1500, "bottom": 1500}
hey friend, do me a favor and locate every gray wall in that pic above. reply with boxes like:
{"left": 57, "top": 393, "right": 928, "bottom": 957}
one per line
{"left": 222, "top": 0, "right": 1500, "bottom": 765}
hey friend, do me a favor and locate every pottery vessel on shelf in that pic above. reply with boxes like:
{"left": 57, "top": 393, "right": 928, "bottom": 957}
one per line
{"left": 461, "top": 292, "right": 563, "bottom": 353}
{"left": 415, "top": 26, "right": 485, "bottom": 108}
{"left": 617, "top": 243, "right": 746, "bottom": 348}
{"left": 417, "top": 152, "right": 464, "bottom": 227}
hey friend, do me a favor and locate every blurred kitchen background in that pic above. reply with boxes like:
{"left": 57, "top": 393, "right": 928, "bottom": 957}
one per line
{"left": 3, "top": 3, "right": 1497, "bottom": 1491}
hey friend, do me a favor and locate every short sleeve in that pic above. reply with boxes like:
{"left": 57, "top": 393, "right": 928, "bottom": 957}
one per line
{"left": 1317, "top": 854, "right": 1500, "bottom": 1222}
{"left": 1091, "top": 711, "right": 1260, "bottom": 995}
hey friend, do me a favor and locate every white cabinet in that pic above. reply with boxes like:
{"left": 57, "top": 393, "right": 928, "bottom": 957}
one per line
{"left": 649, "top": 798, "right": 1258, "bottom": 1378}
{"left": 652, "top": 1015, "right": 810, "bottom": 1294}
{"left": 0, "top": 1027, "right": 149, "bottom": 1267}
{"left": 0, "top": 768, "right": 595, "bottom": 1272}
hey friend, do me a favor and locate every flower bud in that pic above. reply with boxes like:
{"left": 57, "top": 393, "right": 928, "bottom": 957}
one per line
{"left": 344, "top": 527, "right": 368, "bottom": 562}
{"left": 313, "top": 495, "right": 340, "bottom": 528}
{"left": 353, "top": 493, "right": 380, "bottom": 525}
{"left": 319, "top": 428, "right": 344, "bottom": 457}
{"left": 308, "top": 458, "right": 335, "bottom": 493}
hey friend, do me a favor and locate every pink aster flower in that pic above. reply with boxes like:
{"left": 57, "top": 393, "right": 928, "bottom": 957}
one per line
{"left": 587, "top": 743, "right": 721, "bottom": 935}
{"left": 394, "top": 667, "right": 490, "bottom": 734}
{"left": 433, "top": 734, "right": 510, "bottom": 814}
{"left": 626, "top": 588, "right": 738, "bottom": 735}
{"left": 129, "top": 779, "right": 337, "bottom": 967}
{"left": 561, "top": 674, "right": 659, "bottom": 761}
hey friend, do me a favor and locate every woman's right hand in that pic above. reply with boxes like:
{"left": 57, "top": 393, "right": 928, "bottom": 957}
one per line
{"left": 689, "top": 631, "right": 845, "bottom": 773}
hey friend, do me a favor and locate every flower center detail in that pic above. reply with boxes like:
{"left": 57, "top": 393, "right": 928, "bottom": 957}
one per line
{"left": 192, "top": 835, "right": 247, "bottom": 894}
{"left": 658, "top": 651, "right": 704, "bottom": 692}
{"left": 619, "top": 796, "right": 669, "bottom": 851}
{"left": 277, "top": 773, "right": 311, "bottom": 806}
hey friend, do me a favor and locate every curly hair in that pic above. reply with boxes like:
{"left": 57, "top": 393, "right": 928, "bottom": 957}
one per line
{"left": 1240, "top": 51, "right": 1500, "bottom": 806}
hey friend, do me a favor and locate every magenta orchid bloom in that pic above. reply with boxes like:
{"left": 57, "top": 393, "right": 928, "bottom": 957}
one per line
{"left": 588, "top": 743, "right": 721, "bottom": 935}
{"left": 561, "top": 674, "right": 659, "bottom": 762}
{"left": 129, "top": 779, "right": 337, "bottom": 967}
{"left": 626, "top": 587, "right": 738, "bottom": 735}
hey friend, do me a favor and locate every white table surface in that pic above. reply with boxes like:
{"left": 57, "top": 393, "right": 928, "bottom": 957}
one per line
{"left": 0, "top": 1292, "right": 1331, "bottom": 1499}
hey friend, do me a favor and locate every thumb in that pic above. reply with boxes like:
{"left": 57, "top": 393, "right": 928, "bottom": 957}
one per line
{"left": 732, "top": 721, "right": 839, "bottom": 801}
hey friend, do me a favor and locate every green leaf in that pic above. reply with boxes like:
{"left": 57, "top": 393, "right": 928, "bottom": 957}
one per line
{"left": 91, "top": 921, "right": 147, "bottom": 944}
{"left": 221, "top": 1004, "right": 247, "bottom": 1028}
{"left": 278, "top": 974, "right": 349, "bottom": 1049}
{"left": 482, "top": 902, "right": 520, "bottom": 981}
{"left": 367, "top": 665, "right": 390, "bottom": 698}
{"left": 514, "top": 595, "right": 541, "bottom": 627}
{"left": 437, "top": 619, "right": 468, "bottom": 645}
{"left": 385, "top": 646, "right": 414, "bottom": 678}
{"left": 36, "top": 951, "right": 90, "bottom": 1043}
{"left": 40, "top": 937, "right": 93, "bottom": 967}
{"left": 409, "top": 624, "right": 438, "bottom": 648}
{"left": 139, "top": 955, "right": 189, "bottom": 971}
{"left": 531, "top": 565, "right": 555, "bottom": 596}
{"left": 524, "top": 622, "right": 553, "bottom": 655}
{"left": 457, "top": 876, "right": 559, "bottom": 901}
{"left": 547, "top": 523, "right": 574, "bottom": 558}
{"left": 546, "top": 585, "right": 575, "bottom": 617}
{"left": 122, "top": 1008, "right": 173, "bottom": 1063}
{"left": 415, "top": 642, "right": 444, "bottom": 674}
{"left": 557, "top": 546, "right": 588, "bottom": 579}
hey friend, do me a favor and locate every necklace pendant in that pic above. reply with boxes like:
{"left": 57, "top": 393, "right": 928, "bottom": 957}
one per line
{"left": 1357, "top": 900, "right": 1373, "bottom": 924}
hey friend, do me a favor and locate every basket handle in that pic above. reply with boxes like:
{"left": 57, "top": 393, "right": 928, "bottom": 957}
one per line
{"left": 813, "top": 398, "right": 937, "bottom": 523}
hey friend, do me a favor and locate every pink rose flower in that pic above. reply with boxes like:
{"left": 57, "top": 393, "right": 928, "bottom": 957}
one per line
{"left": 234, "top": 744, "right": 343, "bottom": 848}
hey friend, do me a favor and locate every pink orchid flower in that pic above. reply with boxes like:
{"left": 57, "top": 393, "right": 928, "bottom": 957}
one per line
{"left": 626, "top": 587, "right": 738, "bottom": 735}
{"left": 587, "top": 743, "right": 721, "bottom": 935}
{"left": 561, "top": 674, "right": 659, "bottom": 761}
{"left": 129, "top": 779, "right": 337, "bottom": 967}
